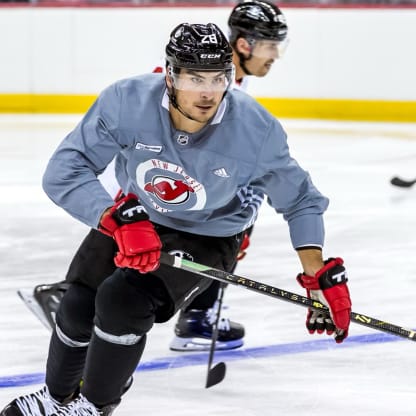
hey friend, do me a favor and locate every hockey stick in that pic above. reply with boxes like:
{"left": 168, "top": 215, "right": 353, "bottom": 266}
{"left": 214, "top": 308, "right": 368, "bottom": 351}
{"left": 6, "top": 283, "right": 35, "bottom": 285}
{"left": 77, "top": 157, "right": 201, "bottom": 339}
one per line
{"left": 205, "top": 283, "right": 227, "bottom": 388}
{"left": 390, "top": 176, "right": 416, "bottom": 188}
{"left": 160, "top": 252, "right": 416, "bottom": 342}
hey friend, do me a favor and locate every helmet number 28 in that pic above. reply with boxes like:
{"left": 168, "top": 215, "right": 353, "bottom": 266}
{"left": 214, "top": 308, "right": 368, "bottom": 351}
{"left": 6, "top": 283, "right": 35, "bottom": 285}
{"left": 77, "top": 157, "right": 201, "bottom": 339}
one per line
{"left": 201, "top": 34, "right": 218, "bottom": 45}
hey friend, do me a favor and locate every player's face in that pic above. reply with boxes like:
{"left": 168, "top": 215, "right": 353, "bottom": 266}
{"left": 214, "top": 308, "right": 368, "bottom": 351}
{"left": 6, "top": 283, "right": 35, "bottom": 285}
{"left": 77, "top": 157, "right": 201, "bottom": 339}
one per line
{"left": 172, "top": 70, "right": 228, "bottom": 123}
{"left": 238, "top": 39, "right": 282, "bottom": 77}
{"left": 244, "top": 54, "right": 275, "bottom": 77}
{"left": 250, "top": 40, "right": 279, "bottom": 76}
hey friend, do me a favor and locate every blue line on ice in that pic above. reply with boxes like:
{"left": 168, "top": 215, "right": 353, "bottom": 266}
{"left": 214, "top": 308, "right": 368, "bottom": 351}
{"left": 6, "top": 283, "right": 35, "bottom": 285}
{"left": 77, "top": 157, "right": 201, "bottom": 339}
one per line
{"left": 0, "top": 332, "right": 401, "bottom": 388}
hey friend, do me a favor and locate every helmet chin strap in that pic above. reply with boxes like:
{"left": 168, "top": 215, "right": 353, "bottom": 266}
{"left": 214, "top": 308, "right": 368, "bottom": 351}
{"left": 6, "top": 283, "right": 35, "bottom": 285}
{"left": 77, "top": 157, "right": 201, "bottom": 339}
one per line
{"left": 167, "top": 86, "right": 205, "bottom": 124}
{"left": 238, "top": 52, "right": 253, "bottom": 76}
{"left": 236, "top": 39, "right": 255, "bottom": 77}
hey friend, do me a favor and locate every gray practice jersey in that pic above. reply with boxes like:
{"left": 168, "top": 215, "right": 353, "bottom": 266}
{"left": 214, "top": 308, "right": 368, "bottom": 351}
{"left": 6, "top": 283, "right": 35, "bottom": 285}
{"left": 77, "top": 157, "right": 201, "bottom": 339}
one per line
{"left": 43, "top": 73, "right": 329, "bottom": 249}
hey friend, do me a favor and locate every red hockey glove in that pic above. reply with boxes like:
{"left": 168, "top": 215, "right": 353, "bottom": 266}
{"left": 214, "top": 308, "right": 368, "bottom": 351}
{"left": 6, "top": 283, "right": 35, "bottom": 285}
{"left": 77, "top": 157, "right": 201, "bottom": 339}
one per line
{"left": 99, "top": 193, "right": 162, "bottom": 273}
{"left": 296, "top": 258, "right": 351, "bottom": 343}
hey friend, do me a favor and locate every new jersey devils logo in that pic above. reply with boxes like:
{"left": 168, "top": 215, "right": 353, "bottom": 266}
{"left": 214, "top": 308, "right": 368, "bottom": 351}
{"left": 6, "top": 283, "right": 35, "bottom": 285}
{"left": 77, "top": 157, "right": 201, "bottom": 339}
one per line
{"left": 144, "top": 176, "right": 194, "bottom": 204}
{"left": 136, "top": 159, "right": 207, "bottom": 212}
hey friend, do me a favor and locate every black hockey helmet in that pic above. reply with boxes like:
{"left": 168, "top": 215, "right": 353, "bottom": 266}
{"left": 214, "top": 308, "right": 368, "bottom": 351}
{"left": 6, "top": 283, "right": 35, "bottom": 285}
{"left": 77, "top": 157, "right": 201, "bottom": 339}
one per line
{"left": 165, "top": 23, "right": 233, "bottom": 72}
{"left": 165, "top": 23, "right": 234, "bottom": 122}
{"left": 228, "top": 1, "right": 288, "bottom": 45}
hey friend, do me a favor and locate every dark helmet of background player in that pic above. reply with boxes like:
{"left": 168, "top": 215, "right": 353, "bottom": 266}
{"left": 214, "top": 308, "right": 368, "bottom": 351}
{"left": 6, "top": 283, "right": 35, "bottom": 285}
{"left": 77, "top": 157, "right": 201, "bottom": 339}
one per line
{"left": 165, "top": 23, "right": 235, "bottom": 122}
{"left": 228, "top": 1, "right": 288, "bottom": 76}
{"left": 228, "top": 0, "right": 288, "bottom": 45}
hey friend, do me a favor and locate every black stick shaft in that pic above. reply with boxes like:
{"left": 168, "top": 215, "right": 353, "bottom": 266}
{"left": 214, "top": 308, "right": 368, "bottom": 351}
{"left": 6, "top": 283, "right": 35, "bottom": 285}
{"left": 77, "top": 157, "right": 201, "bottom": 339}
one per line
{"left": 207, "top": 283, "right": 225, "bottom": 369}
{"left": 160, "top": 252, "right": 416, "bottom": 342}
{"left": 205, "top": 283, "right": 226, "bottom": 388}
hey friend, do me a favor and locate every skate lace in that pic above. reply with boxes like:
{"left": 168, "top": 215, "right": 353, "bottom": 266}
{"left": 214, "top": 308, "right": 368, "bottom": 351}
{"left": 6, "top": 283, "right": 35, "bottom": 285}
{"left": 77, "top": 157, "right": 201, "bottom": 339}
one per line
{"left": 206, "top": 301, "right": 231, "bottom": 331}
{"left": 65, "top": 395, "right": 101, "bottom": 416}
{"left": 15, "top": 387, "right": 68, "bottom": 416}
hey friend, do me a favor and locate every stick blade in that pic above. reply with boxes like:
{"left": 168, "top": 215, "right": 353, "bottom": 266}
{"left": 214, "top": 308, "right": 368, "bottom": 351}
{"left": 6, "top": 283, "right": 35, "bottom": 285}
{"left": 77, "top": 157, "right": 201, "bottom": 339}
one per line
{"left": 205, "top": 362, "right": 226, "bottom": 388}
{"left": 390, "top": 176, "right": 416, "bottom": 188}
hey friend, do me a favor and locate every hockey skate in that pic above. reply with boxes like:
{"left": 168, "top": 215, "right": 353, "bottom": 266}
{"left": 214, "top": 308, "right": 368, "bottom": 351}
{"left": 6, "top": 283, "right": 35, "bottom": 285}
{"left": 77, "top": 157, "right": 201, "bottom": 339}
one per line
{"left": 17, "top": 281, "right": 69, "bottom": 330}
{"left": 0, "top": 386, "right": 119, "bottom": 416}
{"left": 169, "top": 304, "right": 245, "bottom": 352}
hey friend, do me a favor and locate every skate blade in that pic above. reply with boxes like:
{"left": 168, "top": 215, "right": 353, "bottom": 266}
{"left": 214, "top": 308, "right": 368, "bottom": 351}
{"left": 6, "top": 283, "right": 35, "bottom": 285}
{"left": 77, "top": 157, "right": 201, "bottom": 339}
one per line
{"left": 169, "top": 336, "right": 243, "bottom": 352}
{"left": 17, "top": 288, "right": 53, "bottom": 331}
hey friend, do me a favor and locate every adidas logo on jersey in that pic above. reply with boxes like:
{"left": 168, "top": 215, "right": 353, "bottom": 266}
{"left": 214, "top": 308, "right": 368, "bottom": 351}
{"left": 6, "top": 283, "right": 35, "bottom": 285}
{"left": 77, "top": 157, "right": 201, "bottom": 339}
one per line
{"left": 213, "top": 168, "right": 230, "bottom": 178}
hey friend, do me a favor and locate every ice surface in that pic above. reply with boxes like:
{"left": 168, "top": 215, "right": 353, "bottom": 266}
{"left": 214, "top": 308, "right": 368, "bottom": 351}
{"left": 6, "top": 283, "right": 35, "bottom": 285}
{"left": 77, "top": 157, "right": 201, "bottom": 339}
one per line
{"left": 1, "top": 115, "right": 416, "bottom": 415}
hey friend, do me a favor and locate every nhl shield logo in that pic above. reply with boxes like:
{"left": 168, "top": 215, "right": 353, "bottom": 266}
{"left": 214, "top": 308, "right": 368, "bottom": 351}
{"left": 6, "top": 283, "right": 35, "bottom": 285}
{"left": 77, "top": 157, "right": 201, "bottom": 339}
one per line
{"left": 177, "top": 134, "right": 189, "bottom": 145}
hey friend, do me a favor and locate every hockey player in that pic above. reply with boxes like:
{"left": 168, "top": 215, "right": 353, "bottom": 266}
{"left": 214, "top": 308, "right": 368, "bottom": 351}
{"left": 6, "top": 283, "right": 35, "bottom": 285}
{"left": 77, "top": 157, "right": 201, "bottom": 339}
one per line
{"left": 20, "top": 0, "right": 290, "bottom": 352}
{"left": 1, "top": 22, "right": 351, "bottom": 416}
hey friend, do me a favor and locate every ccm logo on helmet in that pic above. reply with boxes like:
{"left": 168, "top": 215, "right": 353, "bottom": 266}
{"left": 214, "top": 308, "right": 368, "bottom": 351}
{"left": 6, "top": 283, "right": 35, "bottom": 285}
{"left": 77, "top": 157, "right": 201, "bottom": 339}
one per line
{"left": 200, "top": 53, "right": 221, "bottom": 59}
